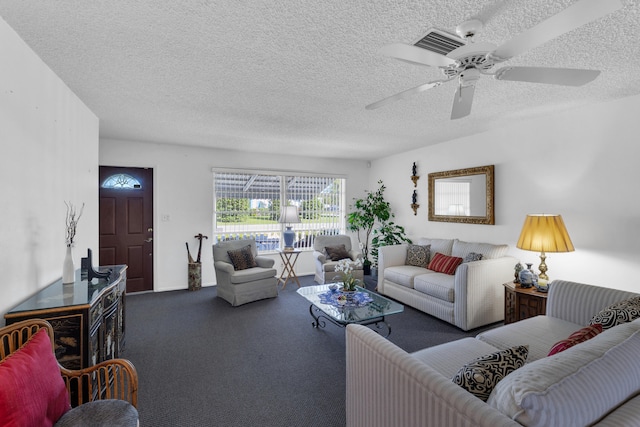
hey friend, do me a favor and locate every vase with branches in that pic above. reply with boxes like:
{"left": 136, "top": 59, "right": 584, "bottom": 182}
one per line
{"left": 65, "top": 201, "right": 84, "bottom": 247}
{"left": 63, "top": 201, "right": 84, "bottom": 284}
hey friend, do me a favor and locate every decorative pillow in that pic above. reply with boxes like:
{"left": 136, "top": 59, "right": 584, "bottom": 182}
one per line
{"left": 463, "top": 252, "right": 483, "bottom": 263}
{"left": 548, "top": 324, "right": 603, "bottom": 356}
{"left": 589, "top": 296, "right": 640, "bottom": 330}
{"left": 427, "top": 252, "right": 463, "bottom": 275}
{"left": 0, "top": 329, "right": 71, "bottom": 426}
{"left": 489, "top": 323, "right": 640, "bottom": 427}
{"left": 452, "top": 345, "right": 528, "bottom": 401}
{"left": 405, "top": 244, "right": 430, "bottom": 267}
{"left": 324, "top": 244, "right": 351, "bottom": 261}
{"left": 227, "top": 245, "right": 257, "bottom": 270}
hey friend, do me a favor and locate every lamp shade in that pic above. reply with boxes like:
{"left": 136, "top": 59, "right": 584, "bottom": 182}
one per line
{"left": 516, "top": 214, "right": 574, "bottom": 253}
{"left": 278, "top": 206, "right": 300, "bottom": 224}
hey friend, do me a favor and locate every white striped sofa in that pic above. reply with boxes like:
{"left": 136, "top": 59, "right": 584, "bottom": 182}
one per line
{"left": 346, "top": 280, "right": 640, "bottom": 427}
{"left": 377, "top": 238, "right": 518, "bottom": 331}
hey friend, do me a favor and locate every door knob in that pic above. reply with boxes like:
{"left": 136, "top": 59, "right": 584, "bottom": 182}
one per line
{"left": 145, "top": 238, "right": 153, "bottom": 243}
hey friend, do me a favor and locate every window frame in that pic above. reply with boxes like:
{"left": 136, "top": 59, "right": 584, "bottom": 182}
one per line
{"left": 212, "top": 168, "right": 346, "bottom": 253}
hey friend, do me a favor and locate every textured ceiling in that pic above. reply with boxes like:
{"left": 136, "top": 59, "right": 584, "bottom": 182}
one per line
{"left": 1, "top": 0, "right": 639, "bottom": 160}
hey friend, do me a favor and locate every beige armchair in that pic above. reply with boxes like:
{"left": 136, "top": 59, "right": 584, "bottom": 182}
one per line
{"left": 213, "top": 239, "right": 278, "bottom": 306}
{"left": 312, "top": 235, "right": 364, "bottom": 284}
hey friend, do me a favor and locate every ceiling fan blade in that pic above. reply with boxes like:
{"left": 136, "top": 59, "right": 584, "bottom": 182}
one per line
{"left": 379, "top": 43, "right": 457, "bottom": 68}
{"left": 490, "top": 0, "right": 623, "bottom": 62}
{"left": 365, "top": 81, "right": 445, "bottom": 110}
{"left": 451, "top": 84, "right": 476, "bottom": 120}
{"left": 494, "top": 66, "right": 600, "bottom": 86}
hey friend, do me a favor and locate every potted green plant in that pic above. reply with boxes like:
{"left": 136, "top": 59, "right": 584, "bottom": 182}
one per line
{"left": 347, "top": 180, "right": 408, "bottom": 275}
{"left": 371, "top": 220, "right": 411, "bottom": 275}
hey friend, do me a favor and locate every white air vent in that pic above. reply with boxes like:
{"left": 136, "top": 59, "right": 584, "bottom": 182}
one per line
{"left": 412, "top": 28, "right": 465, "bottom": 56}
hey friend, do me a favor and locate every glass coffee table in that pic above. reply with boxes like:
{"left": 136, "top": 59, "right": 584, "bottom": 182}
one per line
{"left": 296, "top": 284, "right": 404, "bottom": 337}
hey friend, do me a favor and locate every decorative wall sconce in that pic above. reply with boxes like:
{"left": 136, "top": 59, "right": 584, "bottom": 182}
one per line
{"left": 411, "top": 162, "right": 420, "bottom": 187}
{"left": 411, "top": 190, "right": 419, "bottom": 215}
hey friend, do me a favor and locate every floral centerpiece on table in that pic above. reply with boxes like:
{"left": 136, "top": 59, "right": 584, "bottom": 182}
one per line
{"left": 333, "top": 258, "right": 362, "bottom": 292}
{"left": 65, "top": 201, "right": 84, "bottom": 247}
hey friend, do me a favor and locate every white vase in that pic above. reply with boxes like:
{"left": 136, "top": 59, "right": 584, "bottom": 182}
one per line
{"left": 62, "top": 245, "right": 75, "bottom": 284}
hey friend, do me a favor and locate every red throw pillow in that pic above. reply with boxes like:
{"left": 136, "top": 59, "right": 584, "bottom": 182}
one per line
{"left": 0, "top": 328, "right": 71, "bottom": 426}
{"left": 548, "top": 324, "right": 603, "bottom": 356}
{"left": 427, "top": 252, "right": 463, "bottom": 275}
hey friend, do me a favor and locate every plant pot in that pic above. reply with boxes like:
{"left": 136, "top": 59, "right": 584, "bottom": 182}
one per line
{"left": 341, "top": 290, "right": 357, "bottom": 302}
{"left": 363, "top": 264, "right": 371, "bottom": 276}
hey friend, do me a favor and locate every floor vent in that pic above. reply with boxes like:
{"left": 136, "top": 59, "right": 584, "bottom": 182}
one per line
{"left": 413, "top": 29, "right": 465, "bottom": 56}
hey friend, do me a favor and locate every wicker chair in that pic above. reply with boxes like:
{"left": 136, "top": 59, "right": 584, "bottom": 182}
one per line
{"left": 0, "top": 318, "right": 138, "bottom": 426}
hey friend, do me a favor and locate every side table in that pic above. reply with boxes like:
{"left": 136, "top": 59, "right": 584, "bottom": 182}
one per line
{"left": 278, "top": 249, "right": 301, "bottom": 289}
{"left": 503, "top": 281, "right": 548, "bottom": 324}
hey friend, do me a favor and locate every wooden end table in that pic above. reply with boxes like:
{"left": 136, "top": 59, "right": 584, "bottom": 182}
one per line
{"left": 278, "top": 249, "right": 301, "bottom": 289}
{"left": 503, "top": 281, "right": 548, "bottom": 324}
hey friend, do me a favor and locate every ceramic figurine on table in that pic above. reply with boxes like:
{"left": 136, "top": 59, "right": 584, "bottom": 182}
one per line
{"left": 514, "top": 262, "right": 524, "bottom": 284}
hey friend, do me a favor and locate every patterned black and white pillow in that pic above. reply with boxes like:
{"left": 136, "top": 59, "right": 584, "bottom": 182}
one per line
{"left": 227, "top": 245, "right": 257, "bottom": 271}
{"left": 463, "top": 252, "right": 483, "bottom": 263}
{"left": 589, "top": 296, "right": 640, "bottom": 329}
{"left": 405, "top": 244, "right": 430, "bottom": 267}
{"left": 452, "top": 345, "right": 528, "bottom": 401}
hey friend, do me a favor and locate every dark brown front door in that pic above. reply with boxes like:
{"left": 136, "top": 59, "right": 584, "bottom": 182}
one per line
{"left": 99, "top": 166, "right": 153, "bottom": 293}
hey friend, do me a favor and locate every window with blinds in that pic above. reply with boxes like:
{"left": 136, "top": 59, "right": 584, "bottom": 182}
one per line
{"left": 434, "top": 180, "right": 471, "bottom": 216}
{"left": 213, "top": 172, "right": 345, "bottom": 251}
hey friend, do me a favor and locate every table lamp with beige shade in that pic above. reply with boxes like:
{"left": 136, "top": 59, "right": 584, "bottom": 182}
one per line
{"left": 516, "top": 214, "right": 575, "bottom": 284}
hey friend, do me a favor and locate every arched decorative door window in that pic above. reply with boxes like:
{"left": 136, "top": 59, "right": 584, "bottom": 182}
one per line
{"left": 101, "top": 174, "right": 142, "bottom": 189}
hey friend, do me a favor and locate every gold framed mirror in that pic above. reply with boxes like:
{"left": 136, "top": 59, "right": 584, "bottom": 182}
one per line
{"left": 428, "top": 165, "right": 495, "bottom": 225}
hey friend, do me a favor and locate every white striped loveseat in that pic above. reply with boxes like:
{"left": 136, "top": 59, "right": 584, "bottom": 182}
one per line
{"left": 346, "top": 280, "right": 640, "bottom": 427}
{"left": 377, "top": 238, "right": 518, "bottom": 331}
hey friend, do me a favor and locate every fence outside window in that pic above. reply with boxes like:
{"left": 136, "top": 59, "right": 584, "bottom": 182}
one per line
{"left": 213, "top": 171, "right": 346, "bottom": 252}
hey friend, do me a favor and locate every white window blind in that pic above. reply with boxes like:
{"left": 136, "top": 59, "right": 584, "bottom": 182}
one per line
{"left": 213, "top": 171, "right": 345, "bottom": 251}
{"left": 434, "top": 180, "right": 470, "bottom": 216}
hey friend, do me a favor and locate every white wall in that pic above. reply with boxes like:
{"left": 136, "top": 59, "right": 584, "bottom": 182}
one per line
{"left": 371, "top": 95, "right": 640, "bottom": 292}
{"left": 0, "top": 16, "right": 99, "bottom": 323}
{"left": 100, "top": 139, "right": 369, "bottom": 292}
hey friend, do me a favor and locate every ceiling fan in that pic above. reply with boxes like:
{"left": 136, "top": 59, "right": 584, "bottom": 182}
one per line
{"left": 366, "top": 0, "right": 623, "bottom": 120}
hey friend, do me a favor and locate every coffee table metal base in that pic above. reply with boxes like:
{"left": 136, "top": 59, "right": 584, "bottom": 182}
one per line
{"left": 308, "top": 304, "right": 392, "bottom": 337}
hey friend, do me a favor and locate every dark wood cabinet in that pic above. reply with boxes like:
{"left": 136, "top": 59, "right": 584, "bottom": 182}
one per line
{"left": 5, "top": 265, "right": 127, "bottom": 369}
{"left": 503, "top": 281, "right": 548, "bottom": 324}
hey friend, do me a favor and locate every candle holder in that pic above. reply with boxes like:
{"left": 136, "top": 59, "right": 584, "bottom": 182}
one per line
{"left": 411, "top": 162, "right": 419, "bottom": 187}
{"left": 411, "top": 190, "right": 419, "bottom": 215}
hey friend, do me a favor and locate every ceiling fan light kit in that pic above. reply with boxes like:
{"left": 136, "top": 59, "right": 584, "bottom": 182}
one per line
{"left": 367, "top": 0, "right": 623, "bottom": 120}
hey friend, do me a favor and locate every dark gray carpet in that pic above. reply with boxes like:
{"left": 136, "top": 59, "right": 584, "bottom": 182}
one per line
{"left": 123, "top": 275, "right": 500, "bottom": 426}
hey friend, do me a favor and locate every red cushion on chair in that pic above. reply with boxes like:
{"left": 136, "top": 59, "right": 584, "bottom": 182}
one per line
{"left": 427, "top": 252, "right": 463, "bottom": 275}
{"left": 0, "top": 328, "right": 71, "bottom": 426}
